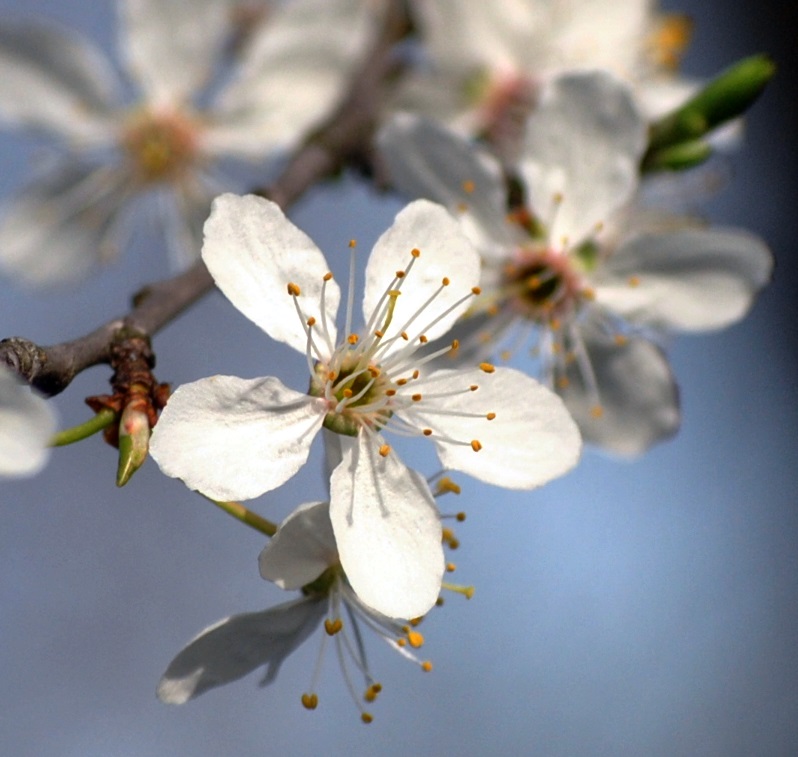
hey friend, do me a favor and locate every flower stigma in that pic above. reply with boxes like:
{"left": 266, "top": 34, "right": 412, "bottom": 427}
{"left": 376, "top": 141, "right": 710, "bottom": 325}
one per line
{"left": 120, "top": 107, "right": 201, "bottom": 185}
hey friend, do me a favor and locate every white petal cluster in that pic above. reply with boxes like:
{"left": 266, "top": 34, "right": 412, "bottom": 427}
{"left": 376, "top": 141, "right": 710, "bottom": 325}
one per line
{"left": 151, "top": 193, "right": 581, "bottom": 618}
{"left": 396, "top": 0, "right": 695, "bottom": 144}
{"left": 380, "top": 71, "right": 772, "bottom": 454}
{"left": 0, "top": 0, "right": 376, "bottom": 284}
{"left": 0, "top": 366, "right": 57, "bottom": 478}
{"left": 159, "top": 501, "right": 434, "bottom": 721}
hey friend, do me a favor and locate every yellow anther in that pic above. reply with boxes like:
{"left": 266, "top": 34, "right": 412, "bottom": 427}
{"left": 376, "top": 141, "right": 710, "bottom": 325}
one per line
{"left": 423, "top": 428, "right": 433, "bottom": 436}
{"left": 470, "top": 440, "right": 482, "bottom": 452}
{"left": 411, "top": 248, "right": 421, "bottom": 257}
{"left": 342, "top": 388, "right": 354, "bottom": 398}
{"left": 451, "top": 339, "right": 460, "bottom": 350}
{"left": 412, "top": 370, "right": 420, "bottom": 379}
{"left": 479, "top": 362, "right": 495, "bottom": 374}
{"left": 349, "top": 239, "right": 357, "bottom": 248}
{"left": 301, "top": 693, "right": 318, "bottom": 710}
{"left": 324, "top": 618, "right": 343, "bottom": 635}
{"left": 385, "top": 389, "right": 397, "bottom": 396}
{"left": 471, "top": 286, "right": 482, "bottom": 295}
{"left": 442, "top": 277, "right": 450, "bottom": 286}
{"left": 649, "top": 13, "right": 693, "bottom": 69}
{"left": 287, "top": 282, "right": 301, "bottom": 296}
{"left": 409, "top": 617, "right": 422, "bottom": 627}
{"left": 411, "top": 393, "right": 422, "bottom": 402}
{"left": 397, "top": 638, "right": 406, "bottom": 648}
{"left": 628, "top": 275, "right": 641, "bottom": 287}
{"left": 379, "top": 444, "right": 391, "bottom": 457}
{"left": 400, "top": 331, "right": 409, "bottom": 341}
{"left": 582, "top": 287, "right": 596, "bottom": 300}
{"left": 347, "top": 334, "right": 359, "bottom": 345}
{"left": 327, "top": 371, "right": 337, "bottom": 381}
{"left": 446, "top": 562, "right": 456, "bottom": 573}
{"left": 442, "top": 527, "right": 454, "bottom": 542}
{"left": 435, "top": 597, "right": 445, "bottom": 607}
{"left": 486, "top": 412, "right": 496, "bottom": 421}
{"left": 363, "top": 683, "right": 382, "bottom": 703}
{"left": 590, "top": 405, "right": 604, "bottom": 419}
{"left": 395, "top": 270, "right": 405, "bottom": 279}
{"left": 419, "top": 335, "right": 428, "bottom": 344}
{"left": 373, "top": 329, "right": 384, "bottom": 338}
{"left": 422, "top": 661, "right": 433, "bottom": 673}
{"left": 306, "top": 316, "right": 316, "bottom": 327}
{"left": 361, "top": 713, "right": 374, "bottom": 724}
{"left": 436, "top": 476, "right": 461, "bottom": 495}
{"left": 456, "top": 511, "right": 466, "bottom": 521}
{"left": 614, "top": 334, "right": 629, "bottom": 346}
{"left": 456, "top": 201, "right": 468, "bottom": 213}
{"left": 368, "top": 366, "right": 380, "bottom": 377}
{"left": 469, "top": 384, "right": 479, "bottom": 391}
{"left": 406, "top": 630, "right": 424, "bottom": 648}
{"left": 323, "top": 272, "right": 333, "bottom": 281}
{"left": 556, "top": 376, "right": 570, "bottom": 390}
{"left": 462, "top": 179, "right": 475, "bottom": 194}
{"left": 396, "top": 378, "right": 408, "bottom": 386}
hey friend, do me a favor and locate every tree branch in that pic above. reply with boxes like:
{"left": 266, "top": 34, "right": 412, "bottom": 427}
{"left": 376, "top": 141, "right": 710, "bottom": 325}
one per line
{"left": 0, "top": 0, "right": 411, "bottom": 397}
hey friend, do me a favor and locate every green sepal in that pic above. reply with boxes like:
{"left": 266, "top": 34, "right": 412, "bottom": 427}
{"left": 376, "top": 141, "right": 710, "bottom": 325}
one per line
{"left": 647, "top": 54, "right": 775, "bottom": 152}
{"left": 642, "top": 138, "right": 713, "bottom": 173}
{"left": 115, "top": 406, "right": 150, "bottom": 487}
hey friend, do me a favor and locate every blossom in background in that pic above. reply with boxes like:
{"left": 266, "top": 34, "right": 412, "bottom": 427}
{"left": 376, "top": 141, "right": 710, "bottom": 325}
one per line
{"left": 150, "top": 193, "right": 580, "bottom": 617}
{"left": 397, "top": 0, "right": 696, "bottom": 157}
{"left": 379, "top": 71, "right": 772, "bottom": 454}
{"left": 0, "top": 0, "right": 374, "bottom": 285}
{"left": 158, "top": 501, "right": 435, "bottom": 723}
{"left": 0, "top": 365, "right": 57, "bottom": 478}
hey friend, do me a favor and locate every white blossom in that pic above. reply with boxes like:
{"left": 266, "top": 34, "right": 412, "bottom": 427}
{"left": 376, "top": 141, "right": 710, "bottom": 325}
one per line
{"left": 0, "top": 0, "right": 374, "bottom": 285}
{"left": 158, "top": 501, "right": 436, "bottom": 722}
{"left": 150, "top": 193, "right": 581, "bottom": 616}
{"left": 0, "top": 366, "right": 57, "bottom": 478}
{"left": 379, "top": 71, "right": 772, "bottom": 454}
{"left": 397, "top": 0, "right": 697, "bottom": 155}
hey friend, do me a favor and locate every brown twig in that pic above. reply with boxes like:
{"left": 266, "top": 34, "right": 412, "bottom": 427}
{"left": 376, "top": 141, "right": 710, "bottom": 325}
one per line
{"left": 0, "top": 0, "right": 412, "bottom": 397}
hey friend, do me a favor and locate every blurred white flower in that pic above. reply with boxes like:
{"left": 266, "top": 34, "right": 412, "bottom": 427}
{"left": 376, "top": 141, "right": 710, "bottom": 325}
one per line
{"left": 380, "top": 71, "right": 773, "bottom": 455}
{"left": 158, "top": 501, "right": 435, "bottom": 723}
{"left": 0, "top": 365, "right": 57, "bottom": 477}
{"left": 150, "top": 193, "right": 580, "bottom": 616}
{"left": 0, "top": 0, "right": 374, "bottom": 285}
{"left": 398, "top": 0, "right": 695, "bottom": 155}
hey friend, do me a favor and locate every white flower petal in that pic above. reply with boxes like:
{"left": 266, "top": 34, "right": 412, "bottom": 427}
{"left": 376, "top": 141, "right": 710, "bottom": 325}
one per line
{"left": 329, "top": 433, "right": 444, "bottom": 619}
{"left": 259, "top": 502, "right": 338, "bottom": 590}
{"left": 378, "top": 113, "right": 518, "bottom": 260}
{"left": 413, "top": 0, "right": 543, "bottom": 73}
{"left": 0, "top": 161, "right": 130, "bottom": 287}
{"left": 363, "top": 200, "right": 480, "bottom": 354}
{"left": 149, "top": 375, "right": 324, "bottom": 501}
{"left": 119, "top": 0, "right": 229, "bottom": 105}
{"left": 519, "top": 70, "right": 646, "bottom": 245}
{"left": 405, "top": 366, "right": 581, "bottom": 489}
{"left": 201, "top": 193, "right": 340, "bottom": 354}
{"left": 558, "top": 323, "right": 679, "bottom": 455}
{"left": 157, "top": 597, "right": 326, "bottom": 704}
{"left": 0, "top": 20, "right": 118, "bottom": 143}
{"left": 0, "top": 367, "right": 57, "bottom": 478}
{"left": 593, "top": 229, "right": 773, "bottom": 331}
{"left": 206, "top": 0, "right": 374, "bottom": 156}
